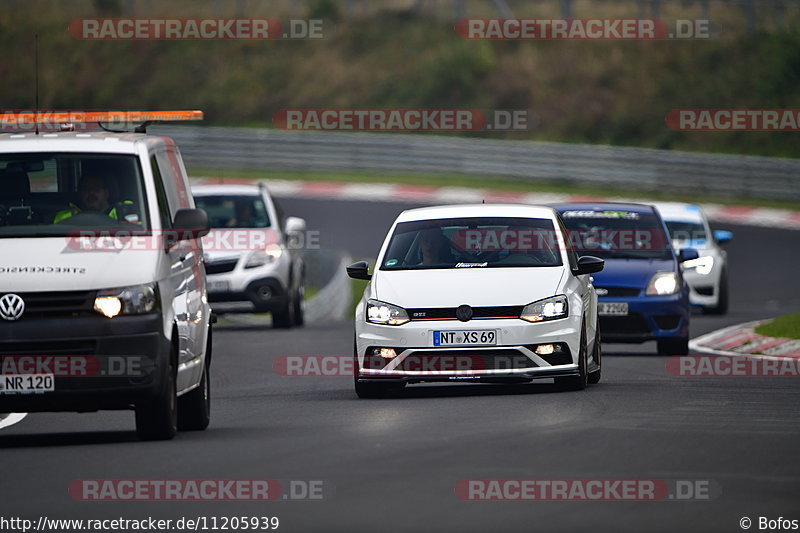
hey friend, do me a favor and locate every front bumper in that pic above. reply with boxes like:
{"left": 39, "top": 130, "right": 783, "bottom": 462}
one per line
{"left": 207, "top": 276, "right": 287, "bottom": 312}
{"left": 598, "top": 293, "right": 689, "bottom": 343}
{"left": 0, "top": 313, "right": 170, "bottom": 412}
{"left": 683, "top": 268, "right": 722, "bottom": 308}
{"left": 355, "top": 315, "right": 582, "bottom": 383}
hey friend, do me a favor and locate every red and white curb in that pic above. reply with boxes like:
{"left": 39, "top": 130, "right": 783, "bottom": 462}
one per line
{"left": 690, "top": 320, "right": 800, "bottom": 357}
{"left": 193, "top": 178, "right": 800, "bottom": 231}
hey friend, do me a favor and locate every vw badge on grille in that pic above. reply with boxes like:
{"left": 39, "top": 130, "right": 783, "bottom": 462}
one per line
{"left": 455, "top": 304, "right": 473, "bottom": 322}
{"left": 0, "top": 293, "right": 25, "bottom": 321}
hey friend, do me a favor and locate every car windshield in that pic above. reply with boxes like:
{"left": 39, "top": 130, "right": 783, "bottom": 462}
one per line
{"left": 665, "top": 220, "right": 707, "bottom": 244}
{"left": 380, "top": 216, "right": 563, "bottom": 270}
{"left": 194, "top": 194, "right": 271, "bottom": 229}
{"left": 559, "top": 209, "right": 672, "bottom": 260}
{"left": 0, "top": 153, "right": 149, "bottom": 237}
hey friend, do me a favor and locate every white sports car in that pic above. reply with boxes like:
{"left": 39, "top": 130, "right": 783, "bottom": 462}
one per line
{"left": 652, "top": 202, "right": 733, "bottom": 314}
{"left": 347, "top": 204, "right": 605, "bottom": 398}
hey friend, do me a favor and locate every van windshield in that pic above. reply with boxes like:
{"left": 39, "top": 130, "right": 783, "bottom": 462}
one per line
{"left": 380, "top": 217, "right": 563, "bottom": 270}
{"left": 0, "top": 153, "right": 150, "bottom": 237}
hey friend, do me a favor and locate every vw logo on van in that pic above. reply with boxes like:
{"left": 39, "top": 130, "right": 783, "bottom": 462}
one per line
{"left": 0, "top": 293, "right": 25, "bottom": 321}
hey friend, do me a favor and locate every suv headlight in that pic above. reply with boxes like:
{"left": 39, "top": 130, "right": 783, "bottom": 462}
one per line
{"left": 682, "top": 255, "right": 714, "bottom": 275}
{"left": 520, "top": 295, "right": 568, "bottom": 322}
{"left": 245, "top": 244, "right": 283, "bottom": 269}
{"left": 646, "top": 272, "right": 679, "bottom": 296}
{"left": 94, "top": 283, "right": 158, "bottom": 318}
{"left": 366, "top": 299, "right": 410, "bottom": 326}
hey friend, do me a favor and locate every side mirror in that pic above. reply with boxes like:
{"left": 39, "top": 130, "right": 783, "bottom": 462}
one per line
{"left": 347, "top": 261, "right": 372, "bottom": 280}
{"left": 169, "top": 208, "right": 210, "bottom": 245}
{"left": 678, "top": 247, "right": 700, "bottom": 262}
{"left": 713, "top": 230, "right": 733, "bottom": 244}
{"left": 285, "top": 216, "right": 306, "bottom": 234}
{"left": 574, "top": 255, "right": 604, "bottom": 275}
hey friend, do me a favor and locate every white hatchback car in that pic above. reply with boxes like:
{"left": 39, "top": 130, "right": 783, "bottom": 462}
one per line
{"left": 192, "top": 184, "right": 306, "bottom": 328}
{"left": 348, "top": 204, "right": 605, "bottom": 398}
{"left": 652, "top": 202, "right": 732, "bottom": 314}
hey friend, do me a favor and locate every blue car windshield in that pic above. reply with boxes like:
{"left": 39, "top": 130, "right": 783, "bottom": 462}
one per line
{"left": 559, "top": 210, "right": 672, "bottom": 260}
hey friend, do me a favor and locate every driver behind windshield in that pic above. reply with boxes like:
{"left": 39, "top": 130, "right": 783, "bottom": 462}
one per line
{"left": 53, "top": 174, "right": 135, "bottom": 223}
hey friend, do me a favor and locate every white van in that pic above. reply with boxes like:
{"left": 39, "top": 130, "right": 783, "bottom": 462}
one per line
{"left": 0, "top": 111, "right": 212, "bottom": 440}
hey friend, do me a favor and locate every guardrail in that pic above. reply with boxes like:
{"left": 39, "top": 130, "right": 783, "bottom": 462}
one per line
{"left": 155, "top": 125, "right": 800, "bottom": 201}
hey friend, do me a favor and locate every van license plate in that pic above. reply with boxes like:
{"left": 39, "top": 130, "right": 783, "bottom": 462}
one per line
{"left": 0, "top": 374, "right": 54, "bottom": 394}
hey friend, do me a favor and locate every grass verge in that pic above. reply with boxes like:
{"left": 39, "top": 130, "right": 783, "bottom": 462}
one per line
{"left": 755, "top": 313, "right": 800, "bottom": 340}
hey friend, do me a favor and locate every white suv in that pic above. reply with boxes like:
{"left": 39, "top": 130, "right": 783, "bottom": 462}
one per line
{"left": 192, "top": 184, "right": 306, "bottom": 328}
{"left": 348, "top": 204, "right": 604, "bottom": 398}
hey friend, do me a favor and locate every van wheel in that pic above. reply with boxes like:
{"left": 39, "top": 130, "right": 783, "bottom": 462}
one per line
{"left": 136, "top": 343, "right": 177, "bottom": 441}
{"left": 178, "top": 328, "right": 212, "bottom": 431}
{"left": 555, "top": 327, "right": 588, "bottom": 391}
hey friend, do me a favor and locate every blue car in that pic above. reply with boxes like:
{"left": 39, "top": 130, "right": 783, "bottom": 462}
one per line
{"left": 552, "top": 203, "right": 697, "bottom": 355}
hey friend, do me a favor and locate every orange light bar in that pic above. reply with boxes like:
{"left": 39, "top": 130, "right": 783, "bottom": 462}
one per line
{"left": 0, "top": 110, "right": 203, "bottom": 125}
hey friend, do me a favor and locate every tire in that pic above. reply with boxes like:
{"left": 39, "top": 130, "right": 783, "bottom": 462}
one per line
{"left": 272, "top": 295, "right": 294, "bottom": 329}
{"left": 703, "top": 268, "right": 729, "bottom": 315}
{"left": 657, "top": 336, "right": 689, "bottom": 356}
{"left": 588, "top": 327, "right": 602, "bottom": 385}
{"left": 136, "top": 342, "right": 177, "bottom": 441}
{"left": 293, "top": 279, "right": 305, "bottom": 327}
{"left": 555, "top": 326, "right": 588, "bottom": 391}
{"left": 178, "top": 327, "right": 212, "bottom": 432}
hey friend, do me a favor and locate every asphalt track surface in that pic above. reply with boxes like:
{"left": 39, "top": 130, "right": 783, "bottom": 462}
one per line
{"left": 2, "top": 197, "right": 799, "bottom": 533}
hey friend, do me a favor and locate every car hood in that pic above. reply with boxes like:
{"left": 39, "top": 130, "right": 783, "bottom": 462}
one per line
{"left": 0, "top": 237, "right": 161, "bottom": 292}
{"left": 591, "top": 257, "right": 675, "bottom": 289}
{"left": 373, "top": 267, "right": 565, "bottom": 308}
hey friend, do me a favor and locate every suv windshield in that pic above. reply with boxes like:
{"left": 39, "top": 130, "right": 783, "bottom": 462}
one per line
{"left": 0, "top": 153, "right": 149, "bottom": 237}
{"left": 665, "top": 221, "right": 707, "bottom": 244}
{"left": 194, "top": 195, "right": 271, "bottom": 229}
{"left": 380, "top": 217, "right": 563, "bottom": 270}
{"left": 559, "top": 209, "right": 672, "bottom": 260}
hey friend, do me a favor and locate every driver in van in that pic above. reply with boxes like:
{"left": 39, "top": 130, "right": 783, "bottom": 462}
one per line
{"left": 53, "top": 174, "right": 136, "bottom": 223}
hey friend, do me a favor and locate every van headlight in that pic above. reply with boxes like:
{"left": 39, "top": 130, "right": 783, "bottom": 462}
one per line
{"left": 520, "top": 295, "right": 569, "bottom": 322}
{"left": 646, "top": 272, "right": 679, "bottom": 296}
{"left": 245, "top": 244, "right": 283, "bottom": 269}
{"left": 682, "top": 256, "right": 714, "bottom": 275}
{"left": 366, "top": 299, "right": 410, "bottom": 326}
{"left": 94, "top": 283, "right": 158, "bottom": 318}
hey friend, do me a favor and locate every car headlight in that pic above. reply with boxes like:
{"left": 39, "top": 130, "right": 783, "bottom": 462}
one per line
{"left": 682, "top": 255, "right": 714, "bottom": 275}
{"left": 94, "top": 283, "right": 158, "bottom": 318}
{"left": 520, "top": 295, "right": 569, "bottom": 322}
{"left": 366, "top": 299, "right": 410, "bottom": 326}
{"left": 245, "top": 244, "right": 283, "bottom": 269}
{"left": 646, "top": 272, "right": 679, "bottom": 296}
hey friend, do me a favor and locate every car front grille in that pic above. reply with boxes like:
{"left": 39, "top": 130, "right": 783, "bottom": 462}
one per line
{"left": 0, "top": 339, "right": 97, "bottom": 356}
{"left": 205, "top": 258, "right": 238, "bottom": 275}
{"left": 595, "top": 287, "right": 640, "bottom": 297}
{"left": 407, "top": 306, "right": 524, "bottom": 321}
{"left": 0, "top": 290, "right": 95, "bottom": 318}
{"left": 599, "top": 313, "right": 651, "bottom": 335}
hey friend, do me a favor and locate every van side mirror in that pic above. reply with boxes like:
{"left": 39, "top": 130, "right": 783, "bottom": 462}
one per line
{"left": 713, "top": 230, "right": 733, "bottom": 244}
{"left": 347, "top": 261, "right": 372, "bottom": 280}
{"left": 168, "top": 208, "right": 210, "bottom": 246}
{"left": 678, "top": 247, "right": 700, "bottom": 262}
{"left": 574, "top": 255, "right": 604, "bottom": 275}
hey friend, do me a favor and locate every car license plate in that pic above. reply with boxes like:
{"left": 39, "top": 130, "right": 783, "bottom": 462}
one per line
{"left": 598, "top": 302, "right": 628, "bottom": 316}
{"left": 207, "top": 280, "right": 231, "bottom": 293}
{"left": 433, "top": 330, "right": 497, "bottom": 346}
{"left": 0, "top": 374, "right": 54, "bottom": 394}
